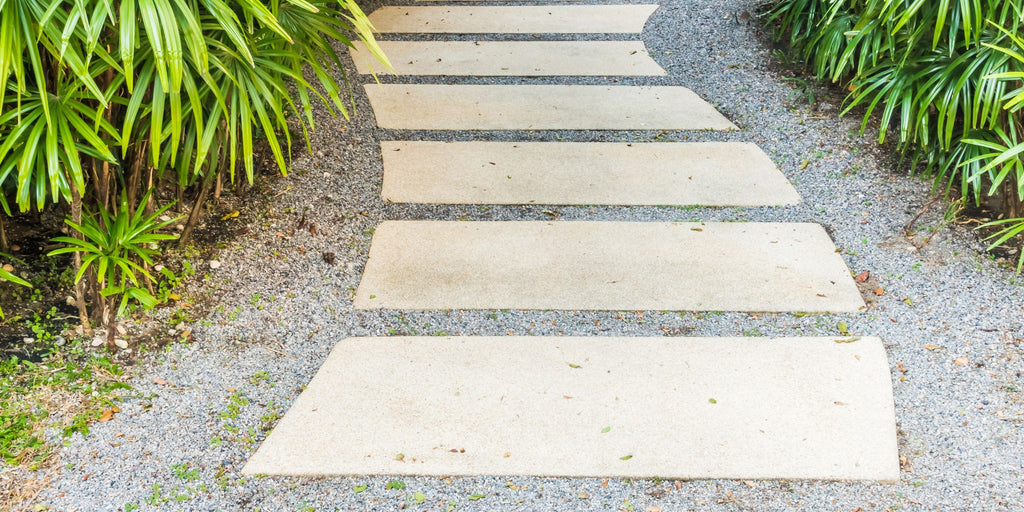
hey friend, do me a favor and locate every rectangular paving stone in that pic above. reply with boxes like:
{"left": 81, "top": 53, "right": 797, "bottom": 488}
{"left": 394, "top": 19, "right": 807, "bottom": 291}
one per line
{"left": 367, "top": 5, "right": 658, "bottom": 33}
{"left": 380, "top": 141, "right": 799, "bottom": 206}
{"left": 243, "top": 336, "right": 898, "bottom": 481}
{"left": 350, "top": 41, "right": 666, "bottom": 76}
{"left": 353, "top": 221, "right": 864, "bottom": 312}
{"left": 363, "top": 84, "right": 737, "bottom": 130}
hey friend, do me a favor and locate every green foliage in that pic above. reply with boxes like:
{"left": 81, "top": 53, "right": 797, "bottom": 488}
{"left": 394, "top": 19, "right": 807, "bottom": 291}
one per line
{"left": 49, "top": 190, "right": 180, "bottom": 317}
{"left": 0, "top": 252, "right": 31, "bottom": 319}
{"left": 766, "top": 0, "right": 1024, "bottom": 268}
{"left": 1, "top": 0, "right": 390, "bottom": 326}
{"left": 0, "top": 0, "right": 388, "bottom": 212}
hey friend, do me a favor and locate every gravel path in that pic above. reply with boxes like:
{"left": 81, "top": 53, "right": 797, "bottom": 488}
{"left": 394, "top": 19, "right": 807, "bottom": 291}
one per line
{"left": 37, "top": 0, "right": 1024, "bottom": 510}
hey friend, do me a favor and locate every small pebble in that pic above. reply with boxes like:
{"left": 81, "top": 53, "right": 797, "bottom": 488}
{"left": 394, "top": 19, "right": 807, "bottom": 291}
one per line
{"left": 209, "top": 260, "right": 221, "bottom": 269}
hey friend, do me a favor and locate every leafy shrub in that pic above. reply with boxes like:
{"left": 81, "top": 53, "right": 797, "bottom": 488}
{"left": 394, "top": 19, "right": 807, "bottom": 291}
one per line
{"left": 0, "top": 253, "right": 30, "bottom": 319}
{"left": 765, "top": 0, "right": 1024, "bottom": 269}
{"left": 0, "top": 0, "right": 388, "bottom": 329}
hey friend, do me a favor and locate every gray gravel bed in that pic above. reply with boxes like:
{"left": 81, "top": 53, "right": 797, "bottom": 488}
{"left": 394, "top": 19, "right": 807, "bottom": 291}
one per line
{"left": 37, "top": 0, "right": 1024, "bottom": 510}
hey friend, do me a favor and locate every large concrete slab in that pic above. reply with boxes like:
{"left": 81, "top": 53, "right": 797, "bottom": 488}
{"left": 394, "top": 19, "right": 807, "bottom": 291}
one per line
{"left": 380, "top": 141, "right": 799, "bottom": 206}
{"left": 364, "top": 85, "right": 737, "bottom": 130}
{"left": 353, "top": 221, "right": 863, "bottom": 312}
{"left": 350, "top": 41, "right": 666, "bottom": 76}
{"left": 243, "top": 336, "right": 898, "bottom": 480}
{"left": 367, "top": 5, "right": 658, "bottom": 33}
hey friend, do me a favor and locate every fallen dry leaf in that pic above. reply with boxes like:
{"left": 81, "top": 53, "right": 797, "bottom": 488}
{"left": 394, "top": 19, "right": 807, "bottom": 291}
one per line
{"left": 601, "top": 479, "right": 609, "bottom": 488}
{"left": 855, "top": 270, "right": 870, "bottom": 282}
{"left": 873, "top": 288, "right": 884, "bottom": 296}
{"left": 98, "top": 409, "right": 115, "bottom": 422}
{"left": 954, "top": 357, "right": 969, "bottom": 366}
{"left": 646, "top": 507, "right": 662, "bottom": 512}
{"left": 923, "top": 344, "right": 941, "bottom": 351}
{"left": 154, "top": 378, "right": 169, "bottom": 386}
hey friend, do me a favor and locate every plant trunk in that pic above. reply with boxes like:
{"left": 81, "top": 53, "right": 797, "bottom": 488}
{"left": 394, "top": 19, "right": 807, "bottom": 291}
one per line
{"left": 0, "top": 215, "right": 7, "bottom": 251}
{"left": 70, "top": 184, "right": 92, "bottom": 336}
{"left": 179, "top": 169, "right": 217, "bottom": 246}
{"left": 145, "top": 167, "right": 155, "bottom": 215}
{"left": 106, "top": 303, "right": 117, "bottom": 351}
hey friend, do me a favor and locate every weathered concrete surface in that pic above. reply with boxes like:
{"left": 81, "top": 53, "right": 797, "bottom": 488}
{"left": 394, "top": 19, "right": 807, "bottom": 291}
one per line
{"left": 364, "top": 85, "right": 737, "bottom": 130}
{"left": 243, "top": 336, "right": 898, "bottom": 481}
{"left": 367, "top": 5, "right": 658, "bottom": 33}
{"left": 380, "top": 141, "right": 799, "bottom": 206}
{"left": 354, "top": 221, "right": 864, "bottom": 312}
{"left": 350, "top": 41, "right": 666, "bottom": 76}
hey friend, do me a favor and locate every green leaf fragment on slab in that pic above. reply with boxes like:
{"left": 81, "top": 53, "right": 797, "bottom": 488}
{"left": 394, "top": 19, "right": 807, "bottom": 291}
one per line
{"left": 568, "top": 363, "right": 582, "bottom": 369}
{"left": 620, "top": 454, "right": 633, "bottom": 460}
{"left": 708, "top": 398, "right": 717, "bottom": 404}
{"left": 601, "top": 426, "right": 611, "bottom": 433}
{"left": 834, "top": 337, "right": 861, "bottom": 344}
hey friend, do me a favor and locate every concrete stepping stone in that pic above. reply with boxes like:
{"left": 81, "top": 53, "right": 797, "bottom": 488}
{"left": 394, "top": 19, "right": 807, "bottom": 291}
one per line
{"left": 242, "top": 336, "right": 898, "bottom": 481}
{"left": 367, "top": 5, "right": 658, "bottom": 33}
{"left": 380, "top": 141, "right": 799, "bottom": 206}
{"left": 354, "top": 221, "right": 864, "bottom": 312}
{"left": 350, "top": 41, "right": 666, "bottom": 76}
{"left": 364, "top": 84, "right": 737, "bottom": 130}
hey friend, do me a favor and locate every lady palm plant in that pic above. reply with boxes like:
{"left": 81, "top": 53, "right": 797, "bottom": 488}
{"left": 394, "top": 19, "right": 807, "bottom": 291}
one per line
{"left": 765, "top": 0, "right": 1024, "bottom": 267}
{"left": 49, "top": 191, "right": 180, "bottom": 349}
{"left": 0, "top": 0, "right": 389, "bottom": 333}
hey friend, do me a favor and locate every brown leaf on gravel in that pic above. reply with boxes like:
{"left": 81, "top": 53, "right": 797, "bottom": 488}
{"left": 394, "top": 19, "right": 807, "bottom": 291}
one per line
{"left": 855, "top": 271, "right": 870, "bottom": 282}
{"left": 954, "top": 357, "right": 969, "bottom": 366}
{"left": 873, "top": 288, "right": 884, "bottom": 296}
{"left": 154, "top": 378, "right": 169, "bottom": 386}
{"left": 98, "top": 409, "right": 115, "bottom": 422}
